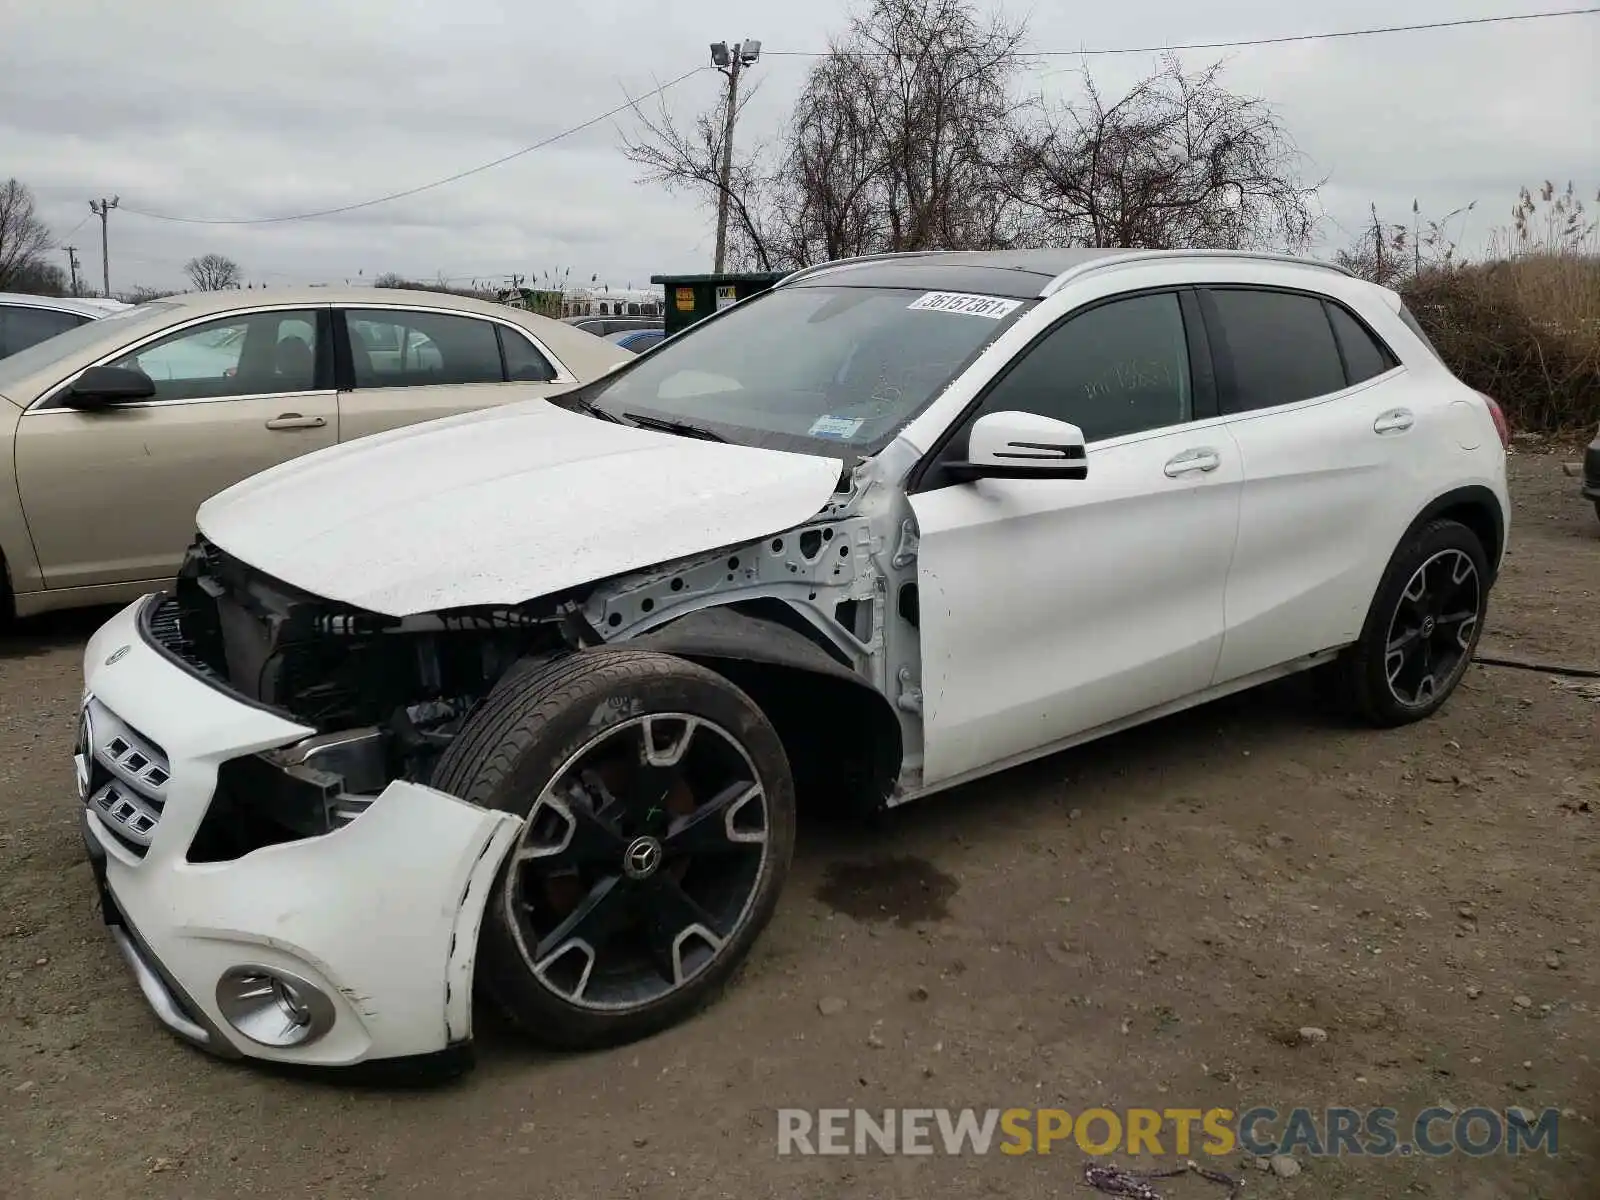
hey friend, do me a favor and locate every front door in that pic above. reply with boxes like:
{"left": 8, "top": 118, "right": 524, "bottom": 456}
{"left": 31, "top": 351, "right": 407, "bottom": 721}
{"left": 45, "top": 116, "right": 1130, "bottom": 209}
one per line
{"left": 909, "top": 290, "right": 1243, "bottom": 788}
{"left": 15, "top": 307, "right": 337, "bottom": 588}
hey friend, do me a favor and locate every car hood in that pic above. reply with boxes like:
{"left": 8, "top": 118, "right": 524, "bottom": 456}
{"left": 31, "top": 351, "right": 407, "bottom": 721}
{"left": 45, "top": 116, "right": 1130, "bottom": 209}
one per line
{"left": 196, "top": 399, "right": 845, "bottom": 616}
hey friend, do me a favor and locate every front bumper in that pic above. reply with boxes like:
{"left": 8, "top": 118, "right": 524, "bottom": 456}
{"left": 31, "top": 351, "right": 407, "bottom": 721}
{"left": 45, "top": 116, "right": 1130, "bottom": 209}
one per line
{"left": 78, "top": 595, "right": 522, "bottom": 1069}
{"left": 1582, "top": 431, "right": 1600, "bottom": 502}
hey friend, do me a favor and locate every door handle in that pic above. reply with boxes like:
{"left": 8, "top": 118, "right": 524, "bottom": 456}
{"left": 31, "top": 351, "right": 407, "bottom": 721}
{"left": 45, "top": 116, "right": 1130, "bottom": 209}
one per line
{"left": 1164, "top": 447, "right": 1221, "bottom": 477}
{"left": 1373, "top": 408, "right": 1415, "bottom": 434}
{"left": 265, "top": 413, "right": 327, "bottom": 430}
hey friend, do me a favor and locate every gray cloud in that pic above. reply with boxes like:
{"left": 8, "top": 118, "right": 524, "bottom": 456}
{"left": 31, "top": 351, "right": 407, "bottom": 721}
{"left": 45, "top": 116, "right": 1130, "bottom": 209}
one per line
{"left": 4, "top": 0, "right": 1594, "bottom": 292}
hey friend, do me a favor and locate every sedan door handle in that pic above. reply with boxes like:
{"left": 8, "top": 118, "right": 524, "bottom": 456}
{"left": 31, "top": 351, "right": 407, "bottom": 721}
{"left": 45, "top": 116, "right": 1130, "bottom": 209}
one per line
{"left": 1164, "top": 447, "right": 1221, "bottom": 477}
{"left": 265, "top": 413, "right": 327, "bottom": 430}
{"left": 1373, "top": 408, "right": 1415, "bottom": 434}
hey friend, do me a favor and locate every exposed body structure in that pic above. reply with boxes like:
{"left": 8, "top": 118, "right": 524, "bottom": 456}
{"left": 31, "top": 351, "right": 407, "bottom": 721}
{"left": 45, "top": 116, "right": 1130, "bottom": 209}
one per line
{"left": 77, "top": 249, "right": 1510, "bottom": 1072}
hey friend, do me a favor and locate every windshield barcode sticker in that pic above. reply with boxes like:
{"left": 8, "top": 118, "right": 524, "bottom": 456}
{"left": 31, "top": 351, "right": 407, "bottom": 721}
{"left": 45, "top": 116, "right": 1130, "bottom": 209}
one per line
{"left": 907, "top": 291, "right": 1022, "bottom": 319}
{"left": 809, "top": 415, "right": 864, "bottom": 439}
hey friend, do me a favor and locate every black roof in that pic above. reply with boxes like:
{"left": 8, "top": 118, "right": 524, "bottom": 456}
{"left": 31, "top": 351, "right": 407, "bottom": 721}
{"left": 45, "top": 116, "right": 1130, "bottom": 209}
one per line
{"left": 783, "top": 249, "right": 1123, "bottom": 298}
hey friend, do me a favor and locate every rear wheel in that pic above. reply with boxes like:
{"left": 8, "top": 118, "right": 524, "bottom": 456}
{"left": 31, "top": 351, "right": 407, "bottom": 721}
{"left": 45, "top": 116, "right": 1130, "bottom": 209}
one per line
{"left": 1329, "top": 518, "right": 1489, "bottom": 727}
{"left": 431, "top": 649, "right": 795, "bottom": 1050}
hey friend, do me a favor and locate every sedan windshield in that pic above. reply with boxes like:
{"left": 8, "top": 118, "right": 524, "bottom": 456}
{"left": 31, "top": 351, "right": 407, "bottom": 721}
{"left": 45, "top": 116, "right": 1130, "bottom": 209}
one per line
{"left": 578, "top": 285, "right": 1033, "bottom": 456}
{"left": 0, "top": 301, "right": 180, "bottom": 398}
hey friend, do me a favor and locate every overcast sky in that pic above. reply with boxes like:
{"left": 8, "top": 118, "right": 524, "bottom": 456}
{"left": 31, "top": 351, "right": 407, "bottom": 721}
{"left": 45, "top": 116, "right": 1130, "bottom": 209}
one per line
{"left": 3, "top": 0, "right": 1595, "bottom": 294}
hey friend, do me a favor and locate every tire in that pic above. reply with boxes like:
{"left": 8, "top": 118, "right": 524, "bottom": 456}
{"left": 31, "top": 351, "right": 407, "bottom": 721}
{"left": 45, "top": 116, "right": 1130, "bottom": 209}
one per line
{"left": 1328, "top": 518, "right": 1489, "bottom": 727}
{"left": 1592, "top": 500, "right": 1600, "bottom": 524}
{"left": 431, "top": 648, "right": 795, "bottom": 1051}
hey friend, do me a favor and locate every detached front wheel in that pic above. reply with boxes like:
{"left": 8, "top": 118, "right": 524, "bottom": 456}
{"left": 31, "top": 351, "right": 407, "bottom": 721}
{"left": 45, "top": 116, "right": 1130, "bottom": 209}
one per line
{"left": 432, "top": 650, "right": 795, "bottom": 1050}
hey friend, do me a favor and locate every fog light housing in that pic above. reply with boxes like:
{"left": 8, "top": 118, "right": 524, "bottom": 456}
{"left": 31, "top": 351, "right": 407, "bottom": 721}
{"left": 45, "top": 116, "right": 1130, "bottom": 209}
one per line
{"left": 215, "top": 965, "right": 336, "bottom": 1048}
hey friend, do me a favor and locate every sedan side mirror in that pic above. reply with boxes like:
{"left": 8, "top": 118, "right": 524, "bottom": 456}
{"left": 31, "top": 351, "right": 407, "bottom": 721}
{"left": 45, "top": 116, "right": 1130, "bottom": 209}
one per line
{"left": 947, "top": 410, "right": 1089, "bottom": 482}
{"left": 63, "top": 365, "right": 157, "bottom": 409}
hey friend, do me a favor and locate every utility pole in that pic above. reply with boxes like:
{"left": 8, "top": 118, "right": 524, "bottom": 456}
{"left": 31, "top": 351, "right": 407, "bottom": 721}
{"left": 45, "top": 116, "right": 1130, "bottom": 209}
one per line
{"left": 89, "top": 196, "right": 119, "bottom": 297}
{"left": 63, "top": 246, "right": 81, "bottom": 296}
{"left": 709, "top": 39, "right": 760, "bottom": 274}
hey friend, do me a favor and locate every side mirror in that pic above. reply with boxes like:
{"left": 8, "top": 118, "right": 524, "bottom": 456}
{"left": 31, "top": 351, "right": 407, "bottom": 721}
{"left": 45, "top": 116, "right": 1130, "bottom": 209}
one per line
{"left": 63, "top": 365, "right": 157, "bottom": 409}
{"left": 948, "top": 410, "right": 1088, "bottom": 482}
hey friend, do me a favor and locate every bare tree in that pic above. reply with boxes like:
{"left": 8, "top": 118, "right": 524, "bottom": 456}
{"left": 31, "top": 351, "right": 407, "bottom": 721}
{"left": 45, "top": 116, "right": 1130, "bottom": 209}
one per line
{"left": 1000, "top": 56, "right": 1319, "bottom": 251}
{"left": 184, "top": 253, "right": 242, "bottom": 291}
{"left": 0, "top": 178, "right": 54, "bottom": 291}
{"left": 621, "top": 76, "right": 778, "bottom": 269}
{"left": 623, "top": 2, "right": 1322, "bottom": 268}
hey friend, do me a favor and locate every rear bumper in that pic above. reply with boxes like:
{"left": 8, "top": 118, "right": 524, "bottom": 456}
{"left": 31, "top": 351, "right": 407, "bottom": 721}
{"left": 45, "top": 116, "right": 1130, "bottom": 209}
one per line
{"left": 79, "top": 595, "right": 522, "bottom": 1071}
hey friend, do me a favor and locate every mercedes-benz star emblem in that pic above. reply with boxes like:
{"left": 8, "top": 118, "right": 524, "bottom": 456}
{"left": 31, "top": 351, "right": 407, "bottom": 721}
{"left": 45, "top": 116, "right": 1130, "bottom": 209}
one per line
{"left": 104, "top": 645, "right": 130, "bottom": 666}
{"left": 1420, "top": 616, "right": 1436, "bottom": 637}
{"left": 622, "top": 836, "right": 663, "bottom": 880}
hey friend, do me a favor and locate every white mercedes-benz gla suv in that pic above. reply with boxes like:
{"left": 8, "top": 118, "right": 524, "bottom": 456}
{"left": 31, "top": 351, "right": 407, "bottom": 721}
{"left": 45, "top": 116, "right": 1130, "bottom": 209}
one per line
{"left": 75, "top": 249, "right": 1510, "bottom": 1075}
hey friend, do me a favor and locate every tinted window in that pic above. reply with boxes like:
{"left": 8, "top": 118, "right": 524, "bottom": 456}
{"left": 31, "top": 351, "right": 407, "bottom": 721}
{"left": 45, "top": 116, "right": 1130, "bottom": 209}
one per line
{"left": 1399, "top": 304, "right": 1445, "bottom": 362}
{"left": 1325, "top": 302, "right": 1397, "bottom": 384}
{"left": 499, "top": 328, "right": 556, "bottom": 382}
{"left": 974, "top": 292, "right": 1192, "bottom": 442}
{"left": 107, "top": 309, "right": 321, "bottom": 401}
{"left": 1207, "top": 289, "right": 1346, "bottom": 413}
{"left": 345, "top": 310, "right": 503, "bottom": 388}
{"left": 0, "top": 305, "right": 87, "bottom": 359}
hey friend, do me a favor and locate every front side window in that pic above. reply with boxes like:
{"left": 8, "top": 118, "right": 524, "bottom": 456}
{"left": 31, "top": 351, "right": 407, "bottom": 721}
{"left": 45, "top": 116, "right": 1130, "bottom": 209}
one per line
{"left": 1206, "top": 288, "right": 1347, "bottom": 413}
{"left": 345, "top": 310, "right": 502, "bottom": 388}
{"left": 107, "top": 309, "right": 321, "bottom": 401}
{"left": 971, "top": 292, "right": 1193, "bottom": 443}
{"left": 579, "top": 284, "right": 1033, "bottom": 457}
{"left": 0, "top": 306, "right": 87, "bottom": 359}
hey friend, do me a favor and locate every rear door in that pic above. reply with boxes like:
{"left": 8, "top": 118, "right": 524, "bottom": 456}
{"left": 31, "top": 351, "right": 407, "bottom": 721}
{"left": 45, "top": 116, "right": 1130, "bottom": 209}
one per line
{"left": 334, "top": 307, "right": 567, "bottom": 441}
{"left": 1201, "top": 286, "right": 1418, "bottom": 682}
{"left": 15, "top": 306, "right": 337, "bottom": 588}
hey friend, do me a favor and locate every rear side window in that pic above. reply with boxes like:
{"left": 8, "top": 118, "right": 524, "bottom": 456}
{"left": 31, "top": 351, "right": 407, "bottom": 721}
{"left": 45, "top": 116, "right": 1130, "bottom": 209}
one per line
{"left": 1399, "top": 304, "right": 1446, "bottom": 362}
{"left": 1206, "top": 288, "right": 1347, "bottom": 413}
{"left": 345, "top": 310, "right": 503, "bottom": 388}
{"left": 1325, "top": 302, "right": 1397, "bottom": 384}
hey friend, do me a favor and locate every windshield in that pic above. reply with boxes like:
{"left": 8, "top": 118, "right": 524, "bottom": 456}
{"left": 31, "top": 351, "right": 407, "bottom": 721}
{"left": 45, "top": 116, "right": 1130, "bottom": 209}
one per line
{"left": 0, "top": 302, "right": 181, "bottom": 399}
{"left": 576, "top": 284, "right": 1033, "bottom": 456}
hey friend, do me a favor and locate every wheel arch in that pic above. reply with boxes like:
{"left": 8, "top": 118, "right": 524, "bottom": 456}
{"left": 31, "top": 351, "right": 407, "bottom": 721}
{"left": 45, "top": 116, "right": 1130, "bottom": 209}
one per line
{"left": 625, "top": 604, "right": 903, "bottom": 814}
{"left": 1407, "top": 485, "right": 1506, "bottom": 582}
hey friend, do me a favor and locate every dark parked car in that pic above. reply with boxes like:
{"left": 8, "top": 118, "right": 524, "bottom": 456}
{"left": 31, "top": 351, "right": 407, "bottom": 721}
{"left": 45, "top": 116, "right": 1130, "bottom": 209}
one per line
{"left": 564, "top": 315, "right": 664, "bottom": 338}
{"left": 609, "top": 328, "right": 665, "bottom": 354}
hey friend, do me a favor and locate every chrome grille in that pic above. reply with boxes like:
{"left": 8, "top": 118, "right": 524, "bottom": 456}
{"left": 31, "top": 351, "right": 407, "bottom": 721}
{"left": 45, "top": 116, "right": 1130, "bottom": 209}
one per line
{"left": 82, "top": 697, "right": 169, "bottom": 855}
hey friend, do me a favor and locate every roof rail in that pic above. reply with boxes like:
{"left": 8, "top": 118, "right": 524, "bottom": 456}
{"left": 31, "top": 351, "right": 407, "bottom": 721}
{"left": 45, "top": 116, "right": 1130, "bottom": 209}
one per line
{"left": 775, "top": 250, "right": 950, "bottom": 289}
{"left": 1039, "top": 249, "right": 1354, "bottom": 297}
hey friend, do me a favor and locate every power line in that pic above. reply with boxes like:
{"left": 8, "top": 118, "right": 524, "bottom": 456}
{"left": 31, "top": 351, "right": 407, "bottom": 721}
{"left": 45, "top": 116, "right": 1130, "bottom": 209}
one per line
{"left": 119, "top": 67, "right": 707, "bottom": 227}
{"left": 763, "top": 7, "right": 1599, "bottom": 58}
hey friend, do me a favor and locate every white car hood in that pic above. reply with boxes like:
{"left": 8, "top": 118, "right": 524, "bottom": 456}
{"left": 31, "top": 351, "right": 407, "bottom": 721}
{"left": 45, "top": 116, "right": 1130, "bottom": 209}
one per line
{"left": 196, "top": 399, "right": 844, "bottom": 616}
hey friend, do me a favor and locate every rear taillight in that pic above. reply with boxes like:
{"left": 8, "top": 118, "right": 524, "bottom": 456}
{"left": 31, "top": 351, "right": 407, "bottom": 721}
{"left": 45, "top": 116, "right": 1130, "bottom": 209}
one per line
{"left": 1478, "top": 391, "right": 1510, "bottom": 449}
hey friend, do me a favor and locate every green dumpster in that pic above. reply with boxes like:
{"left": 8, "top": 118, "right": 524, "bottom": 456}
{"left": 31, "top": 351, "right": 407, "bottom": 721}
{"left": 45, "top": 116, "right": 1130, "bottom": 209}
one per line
{"left": 650, "top": 271, "right": 786, "bottom": 337}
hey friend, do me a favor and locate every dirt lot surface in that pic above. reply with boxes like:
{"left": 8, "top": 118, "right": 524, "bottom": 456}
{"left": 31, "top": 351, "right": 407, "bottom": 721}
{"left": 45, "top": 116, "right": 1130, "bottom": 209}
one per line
{"left": 2, "top": 452, "right": 1596, "bottom": 1200}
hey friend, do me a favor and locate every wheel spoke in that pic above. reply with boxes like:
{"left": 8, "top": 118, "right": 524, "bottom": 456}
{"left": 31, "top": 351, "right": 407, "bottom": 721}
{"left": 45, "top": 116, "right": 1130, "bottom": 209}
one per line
{"left": 664, "top": 781, "right": 766, "bottom": 855}
{"left": 639, "top": 874, "right": 726, "bottom": 985}
{"left": 641, "top": 715, "right": 698, "bottom": 767}
{"left": 516, "top": 784, "right": 628, "bottom": 872}
{"left": 533, "top": 873, "right": 629, "bottom": 964}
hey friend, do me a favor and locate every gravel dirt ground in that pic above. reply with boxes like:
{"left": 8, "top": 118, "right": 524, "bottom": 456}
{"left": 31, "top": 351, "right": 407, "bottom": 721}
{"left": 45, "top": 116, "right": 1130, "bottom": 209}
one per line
{"left": 2, "top": 451, "right": 1596, "bottom": 1200}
